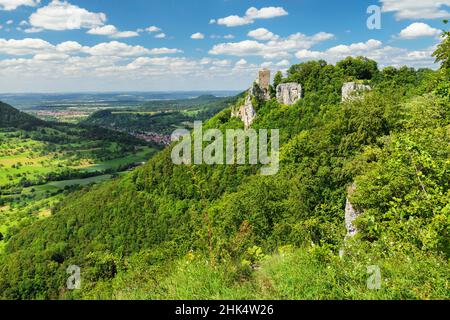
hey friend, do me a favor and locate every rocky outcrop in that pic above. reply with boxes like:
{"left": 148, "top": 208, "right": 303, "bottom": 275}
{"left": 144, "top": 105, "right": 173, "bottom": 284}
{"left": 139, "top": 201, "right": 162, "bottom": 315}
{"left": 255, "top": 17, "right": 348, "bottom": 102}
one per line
{"left": 232, "top": 69, "right": 274, "bottom": 127}
{"left": 340, "top": 185, "right": 363, "bottom": 257}
{"left": 232, "top": 81, "right": 269, "bottom": 128}
{"left": 276, "top": 83, "right": 302, "bottom": 106}
{"left": 232, "top": 92, "right": 256, "bottom": 128}
{"left": 342, "top": 82, "right": 371, "bottom": 102}
{"left": 345, "top": 198, "right": 361, "bottom": 238}
{"left": 344, "top": 184, "right": 362, "bottom": 239}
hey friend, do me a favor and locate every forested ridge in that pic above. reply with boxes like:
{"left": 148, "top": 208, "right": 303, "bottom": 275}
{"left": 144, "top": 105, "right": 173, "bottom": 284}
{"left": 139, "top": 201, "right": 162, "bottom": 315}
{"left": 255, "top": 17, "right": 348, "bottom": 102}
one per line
{"left": 0, "top": 102, "right": 44, "bottom": 128}
{"left": 0, "top": 31, "right": 449, "bottom": 300}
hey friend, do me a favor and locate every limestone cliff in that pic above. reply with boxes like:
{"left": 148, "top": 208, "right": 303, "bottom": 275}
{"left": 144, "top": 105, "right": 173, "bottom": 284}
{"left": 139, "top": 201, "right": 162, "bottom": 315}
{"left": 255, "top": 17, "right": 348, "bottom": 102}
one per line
{"left": 342, "top": 82, "right": 372, "bottom": 102}
{"left": 231, "top": 90, "right": 257, "bottom": 128}
{"left": 232, "top": 78, "right": 269, "bottom": 128}
{"left": 276, "top": 83, "right": 302, "bottom": 106}
{"left": 344, "top": 185, "right": 362, "bottom": 239}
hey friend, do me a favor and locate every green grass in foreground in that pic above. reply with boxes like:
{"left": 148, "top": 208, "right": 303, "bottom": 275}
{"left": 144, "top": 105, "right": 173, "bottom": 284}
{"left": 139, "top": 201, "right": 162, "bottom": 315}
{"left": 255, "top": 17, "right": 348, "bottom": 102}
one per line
{"left": 75, "top": 245, "right": 449, "bottom": 300}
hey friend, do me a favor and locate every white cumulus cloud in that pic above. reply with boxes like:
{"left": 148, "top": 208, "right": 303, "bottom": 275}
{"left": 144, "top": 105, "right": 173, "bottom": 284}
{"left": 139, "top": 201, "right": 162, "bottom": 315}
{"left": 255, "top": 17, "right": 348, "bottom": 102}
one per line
{"left": 0, "top": 37, "right": 184, "bottom": 59}
{"left": 145, "top": 26, "right": 161, "bottom": 33}
{"left": 217, "top": 15, "right": 251, "bottom": 27}
{"left": 87, "top": 25, "right": 117, "bottom": 36}
{"left": 56, "top": 41, "right": 83, "bottom": 53}
{"left": 148, "top": 47, "right": 183, "bottom": 55}
{"left": 0, "top": 0, "right": 40, "bottom": 11}
{"left": 33, "top": 52, "right": 69, "bottom": 61}
{"left": 87, "top": 25, "right": 139, "bottom": 38}
{"left": 84, "top": 41, "right": 151, "bottom": 57}
{"left": 248, "top": 28, "right": 279, "bottom": 41}
{"left": 0, "top": 37, "right": 53, "bottom": 55}
{"left": 381, "top": 0, "right": 450, "bottom": 19}
{"left": 245, "top": 7, "right": 288, "bottom": 20}
{"left": 111, "top": 31, "right": 139, "bottom": 39}
{"left": 29, "top": 0, "right": 106, "bottom": 31}
{"left": 191, "top": 32, "right": 205, "bottom": 40}
{"left": 213, "top": 6, "right": 288, "bottom": 27}
{"left": 209, "top": 31, "right": 334, "bottom": 59}
{"left": 398, "top": 22, "right": 441, "bottom": 39}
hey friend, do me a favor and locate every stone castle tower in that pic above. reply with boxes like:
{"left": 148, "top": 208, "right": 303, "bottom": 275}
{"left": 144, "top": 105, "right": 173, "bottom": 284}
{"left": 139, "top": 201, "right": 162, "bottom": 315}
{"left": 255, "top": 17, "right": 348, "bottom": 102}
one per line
{"left": 258, "top": 69, "right": 270, "bottom": 92}
{"left": 258, "top": 68, "right": 270, "bottom": 100}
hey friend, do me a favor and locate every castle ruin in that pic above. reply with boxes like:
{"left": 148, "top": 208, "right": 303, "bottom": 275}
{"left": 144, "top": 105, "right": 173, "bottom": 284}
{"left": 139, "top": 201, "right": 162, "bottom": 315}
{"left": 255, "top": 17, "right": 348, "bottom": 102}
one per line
{"left": 232, "top": 69, "right": 307, "bottom": 126}
{"left": 258, "top": 69, "right": 271, "bottom": 100}
{"left": 232, "top": 69, "right": 271, "bottom": 128}
{"left": 276, "top": 83, "right": 302, "bottom": 106}
{"left": 341, "top": 82, "right": 372, "bottom": 102}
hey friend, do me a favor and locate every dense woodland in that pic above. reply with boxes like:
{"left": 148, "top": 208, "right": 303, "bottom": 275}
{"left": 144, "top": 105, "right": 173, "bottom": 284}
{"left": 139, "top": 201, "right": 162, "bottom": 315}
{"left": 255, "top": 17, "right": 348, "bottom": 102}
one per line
{"left": 0, "top": 106, "right": 160, "bottom": 256}
{"left": 0, "top": 29, "right": 449, "bottom": 300}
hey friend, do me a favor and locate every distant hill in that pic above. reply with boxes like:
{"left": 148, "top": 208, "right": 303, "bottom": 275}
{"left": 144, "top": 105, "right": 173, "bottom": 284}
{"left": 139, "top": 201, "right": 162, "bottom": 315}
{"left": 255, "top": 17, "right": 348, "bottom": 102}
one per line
{"left": 83, "top": 95, "right": 238, "bottom": 135}
{"left": 0, "top": 101, "right": 159, "bottom": 191}
{"left": 141, "top": 94, "right": 225, "bottom": 111}
{"left": 0, "top": 102, "right": 44, "bottom": 128}
{"left": 0, "top": 101, "right": 152, "bottom": 147}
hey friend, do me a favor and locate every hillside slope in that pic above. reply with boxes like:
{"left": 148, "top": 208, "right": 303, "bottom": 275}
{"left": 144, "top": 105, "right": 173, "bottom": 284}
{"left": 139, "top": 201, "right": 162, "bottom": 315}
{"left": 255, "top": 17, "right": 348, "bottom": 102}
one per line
{"left": 0, "top": 102, "right": 157, "bottom": 191}
{"left": 0, "top": 55, "right": 449, "bottom": 300}
{"left": 0, "top": 102, "right": 44, "bottom": 128}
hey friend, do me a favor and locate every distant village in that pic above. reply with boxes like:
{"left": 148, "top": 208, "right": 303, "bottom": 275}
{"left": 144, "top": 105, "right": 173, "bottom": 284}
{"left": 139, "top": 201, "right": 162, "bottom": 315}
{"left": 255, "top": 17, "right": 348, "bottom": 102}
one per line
{"left": 133, "top": 131, "right": 172, "bottom": 145}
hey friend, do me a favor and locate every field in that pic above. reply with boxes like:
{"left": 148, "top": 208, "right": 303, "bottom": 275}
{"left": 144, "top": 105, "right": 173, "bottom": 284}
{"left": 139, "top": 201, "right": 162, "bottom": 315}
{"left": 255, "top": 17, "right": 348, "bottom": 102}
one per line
{"left": 0, "top": 127, "right": 156, "bottom": 188}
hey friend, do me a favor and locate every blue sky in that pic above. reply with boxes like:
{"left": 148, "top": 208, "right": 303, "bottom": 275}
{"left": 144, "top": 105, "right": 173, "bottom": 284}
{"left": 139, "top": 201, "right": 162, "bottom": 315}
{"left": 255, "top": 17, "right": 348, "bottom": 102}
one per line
{"left": 0, "top": 0, "right": 448, "bottom": 92}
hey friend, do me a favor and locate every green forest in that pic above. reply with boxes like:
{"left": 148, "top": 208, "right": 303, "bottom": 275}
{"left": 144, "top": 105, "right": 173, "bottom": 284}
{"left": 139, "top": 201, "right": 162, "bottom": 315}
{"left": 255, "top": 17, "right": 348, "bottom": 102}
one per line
{"left": 0, "top": 30, "right": 449, "bottom": 300}
{"left": 0, "top": 104, "right": 159, "bottom": 256}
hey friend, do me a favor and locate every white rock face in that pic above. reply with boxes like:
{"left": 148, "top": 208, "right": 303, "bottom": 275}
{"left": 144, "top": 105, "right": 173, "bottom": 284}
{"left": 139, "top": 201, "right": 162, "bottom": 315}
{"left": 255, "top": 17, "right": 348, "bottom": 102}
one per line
{"left": 345, "top": 197, "right": 361, "bottom": 238}
{"left": 342, "top": 82, "right": 372, "bottom": 102}
{"left": 276, "top": 83, "right": 302, "bottom": 106}
{"left": 232, "top": 93, "right": 256, "bottom": 128}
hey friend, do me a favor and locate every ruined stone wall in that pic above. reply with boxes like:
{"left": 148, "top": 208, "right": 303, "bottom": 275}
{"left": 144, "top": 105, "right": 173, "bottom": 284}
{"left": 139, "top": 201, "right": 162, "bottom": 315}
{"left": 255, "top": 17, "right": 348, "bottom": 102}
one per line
{"left": 342, "top": 82, "right": 372, "bottom": 102}
{"left": 258, "top": 69, "right": 271, "bottom": 93}
{"left": 276, "top": 83, "right": 302, "bottom": 106}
